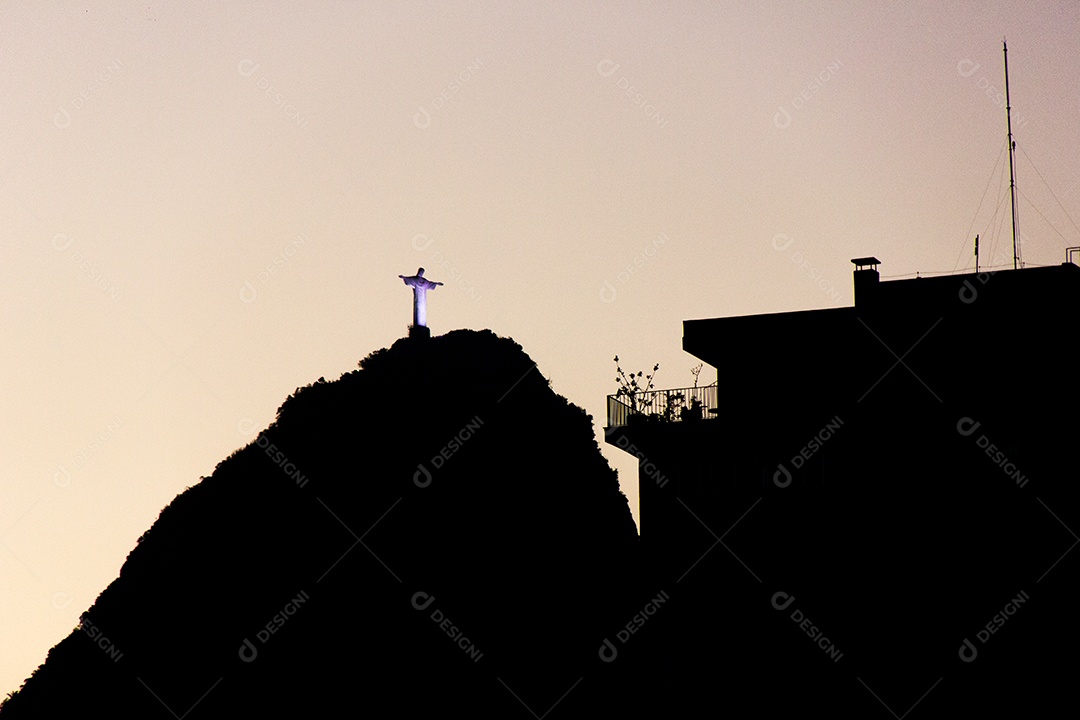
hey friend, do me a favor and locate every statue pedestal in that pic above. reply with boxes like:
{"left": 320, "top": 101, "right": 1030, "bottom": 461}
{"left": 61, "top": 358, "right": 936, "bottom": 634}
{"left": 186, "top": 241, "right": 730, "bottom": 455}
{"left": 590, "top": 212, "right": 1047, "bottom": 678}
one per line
{"left": 408, "top": 324, "right": 431, "bottom": 340}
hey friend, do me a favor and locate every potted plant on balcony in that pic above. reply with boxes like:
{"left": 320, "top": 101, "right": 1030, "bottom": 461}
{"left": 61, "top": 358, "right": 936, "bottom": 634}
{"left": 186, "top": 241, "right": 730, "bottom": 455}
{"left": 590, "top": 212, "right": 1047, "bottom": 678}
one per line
{"left": 613, "top": 356, "right": 661, "bottom": 425}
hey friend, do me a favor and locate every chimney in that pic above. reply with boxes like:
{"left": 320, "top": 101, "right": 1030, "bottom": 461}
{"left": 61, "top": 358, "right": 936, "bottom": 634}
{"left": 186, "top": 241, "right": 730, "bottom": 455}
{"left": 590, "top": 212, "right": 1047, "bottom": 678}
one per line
{"left": 851, "top": 257, "right": 880, "bottom": 308}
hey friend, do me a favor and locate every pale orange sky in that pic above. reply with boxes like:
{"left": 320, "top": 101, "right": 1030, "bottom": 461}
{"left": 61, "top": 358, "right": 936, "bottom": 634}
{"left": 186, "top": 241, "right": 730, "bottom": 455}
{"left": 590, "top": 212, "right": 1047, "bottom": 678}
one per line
{"left": 3, "top": 0, "right": 1079, "bottom": 699}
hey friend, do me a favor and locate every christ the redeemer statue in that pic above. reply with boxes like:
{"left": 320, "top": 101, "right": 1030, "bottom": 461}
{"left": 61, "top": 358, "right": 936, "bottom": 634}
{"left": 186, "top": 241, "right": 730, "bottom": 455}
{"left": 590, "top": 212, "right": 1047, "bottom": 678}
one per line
{"left": 399, "top": 267, "right": 443, "bottom": 329}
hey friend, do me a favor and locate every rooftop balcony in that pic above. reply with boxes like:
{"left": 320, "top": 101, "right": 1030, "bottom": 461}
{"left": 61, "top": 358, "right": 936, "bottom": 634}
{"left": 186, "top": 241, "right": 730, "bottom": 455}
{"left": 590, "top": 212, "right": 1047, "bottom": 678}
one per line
{"left": 606, "top": 385, "right": 719, "bottom": 429}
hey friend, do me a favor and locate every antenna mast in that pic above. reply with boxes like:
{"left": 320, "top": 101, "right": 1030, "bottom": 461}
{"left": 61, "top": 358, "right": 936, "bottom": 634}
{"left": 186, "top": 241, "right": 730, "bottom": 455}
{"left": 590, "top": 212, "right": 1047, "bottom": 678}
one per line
{"left": 1004, "top": 40, "right": 1022, "bottom": 269}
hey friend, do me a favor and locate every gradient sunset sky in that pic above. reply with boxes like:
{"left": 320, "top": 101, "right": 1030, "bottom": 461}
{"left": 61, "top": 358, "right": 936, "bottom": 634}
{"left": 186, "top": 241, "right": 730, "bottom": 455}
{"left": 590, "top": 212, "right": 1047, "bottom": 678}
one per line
{"left": 3, "top": 1, "right": 1079, "bottom": 698}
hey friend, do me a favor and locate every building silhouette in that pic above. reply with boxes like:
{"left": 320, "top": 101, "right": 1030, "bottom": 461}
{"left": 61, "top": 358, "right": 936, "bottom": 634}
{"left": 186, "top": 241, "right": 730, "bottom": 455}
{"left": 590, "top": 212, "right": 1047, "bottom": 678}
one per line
{"left": 607, "top": 258, "right": 1080, "bottom": 715}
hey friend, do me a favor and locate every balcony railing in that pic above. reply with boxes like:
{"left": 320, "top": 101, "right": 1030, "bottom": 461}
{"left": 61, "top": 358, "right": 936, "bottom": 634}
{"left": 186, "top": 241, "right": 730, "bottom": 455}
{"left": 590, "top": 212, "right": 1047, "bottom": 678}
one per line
{"left": 606, "top": 385, "right": 718, "bottom": 428}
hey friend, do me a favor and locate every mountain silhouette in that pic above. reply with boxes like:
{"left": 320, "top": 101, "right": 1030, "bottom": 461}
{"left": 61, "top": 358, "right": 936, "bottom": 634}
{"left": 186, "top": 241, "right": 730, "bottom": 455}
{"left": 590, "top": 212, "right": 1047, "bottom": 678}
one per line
{"left": 1, "top": 329, "right": 643, "bottom": 718}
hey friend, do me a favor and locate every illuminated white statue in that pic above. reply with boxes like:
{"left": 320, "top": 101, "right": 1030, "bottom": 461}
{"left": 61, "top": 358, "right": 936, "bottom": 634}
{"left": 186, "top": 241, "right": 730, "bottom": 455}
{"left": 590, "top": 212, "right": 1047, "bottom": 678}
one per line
{"left": 399, "top": 267, "right": 443, "bottom": 328}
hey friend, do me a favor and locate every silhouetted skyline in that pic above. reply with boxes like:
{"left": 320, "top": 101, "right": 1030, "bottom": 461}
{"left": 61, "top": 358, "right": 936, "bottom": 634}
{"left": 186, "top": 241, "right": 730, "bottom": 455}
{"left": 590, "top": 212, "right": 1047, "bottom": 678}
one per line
{"left": 1, "top": 330, "right": 642, "bottom": 717}
{"left": 606, "top": 260, "right": 1079, "bottom": 714}
{"left": 5, "top": 1, "right": 1080, "bottom": 704}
